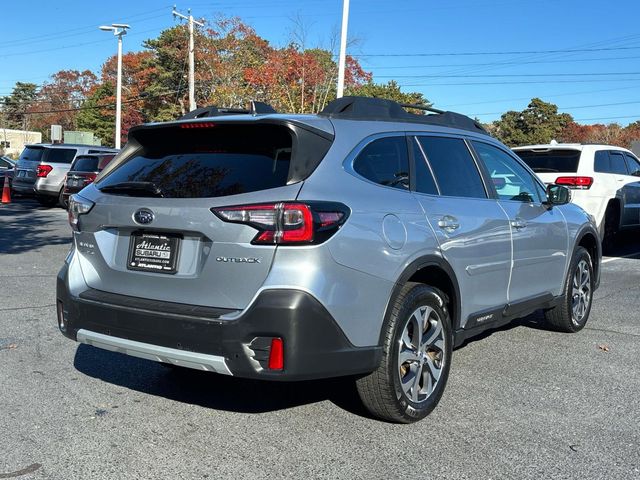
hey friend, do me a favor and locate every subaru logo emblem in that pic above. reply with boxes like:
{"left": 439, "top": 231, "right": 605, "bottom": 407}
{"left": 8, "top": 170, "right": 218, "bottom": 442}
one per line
{"left": 133, "top": 208, "right": 154, "bottom": 225}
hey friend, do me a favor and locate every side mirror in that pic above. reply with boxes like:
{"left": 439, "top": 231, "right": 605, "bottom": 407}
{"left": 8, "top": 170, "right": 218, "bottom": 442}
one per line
{"left": 544, "top": 184, "right": 571, "bottom": 207}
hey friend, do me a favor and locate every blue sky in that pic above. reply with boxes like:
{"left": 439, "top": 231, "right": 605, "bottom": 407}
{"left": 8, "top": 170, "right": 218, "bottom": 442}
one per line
{"left": 2, "top": 0, "right": 640, "bottom": 124}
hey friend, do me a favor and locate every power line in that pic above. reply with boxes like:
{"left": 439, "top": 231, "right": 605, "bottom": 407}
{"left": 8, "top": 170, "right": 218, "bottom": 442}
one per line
{"left": 351, "top": 45, "right": 640, "bottom": 58}
{"left": 469, "top": 100, "right": 640, "bottom": 117}
{"left": 377, "top": 72, "right": 640, "bottom": 79}
{"left": 400, "top": 78, "right": 640, "bottom": 87}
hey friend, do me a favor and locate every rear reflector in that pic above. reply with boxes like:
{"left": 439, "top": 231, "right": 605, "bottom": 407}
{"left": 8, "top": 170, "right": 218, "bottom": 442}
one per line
{"left": 268, "top": 338, "right": 284, "bottom": 370}
{"left": 555, "top": 176, "right": 593, "bottom": 189}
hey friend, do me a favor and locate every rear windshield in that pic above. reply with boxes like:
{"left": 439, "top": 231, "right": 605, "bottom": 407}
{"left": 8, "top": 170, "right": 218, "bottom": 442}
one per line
{"left": 18, "top": 147, "right": 76, "bottom": 164}
{"left": 19, "top": 147, "right": 45, "bottom": 162}
{"left": 97, "top": 124, "right": 294, "bottom": 198}
{"left": 514, "top": 149, "right": 580, "bottom": 173}
{"left": 72, "top": 156, "right": 100, "bottom": 172}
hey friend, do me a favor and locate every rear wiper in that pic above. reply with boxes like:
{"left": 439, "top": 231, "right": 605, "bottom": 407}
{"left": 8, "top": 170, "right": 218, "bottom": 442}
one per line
{"left": 98, "top": 181, "right": 164, "bottom": 197}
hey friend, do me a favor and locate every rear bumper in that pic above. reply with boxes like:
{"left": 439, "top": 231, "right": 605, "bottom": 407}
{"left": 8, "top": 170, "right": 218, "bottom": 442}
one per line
{"left": 56, "top": 263, "right": 381, "bottom": 381}
{"left": 34, "top": 177, "right": 61, "bottom": 196}
{"left": 11, "top": 177, "right": 36, "bottom": 194}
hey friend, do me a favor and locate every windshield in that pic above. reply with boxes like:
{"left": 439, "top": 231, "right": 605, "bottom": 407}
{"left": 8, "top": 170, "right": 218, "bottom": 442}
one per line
{"left": 98, "top": 124, "right": 294, "bottom": 198}
{"left": 514, "top": 149, "right": 581, "bottom": 173}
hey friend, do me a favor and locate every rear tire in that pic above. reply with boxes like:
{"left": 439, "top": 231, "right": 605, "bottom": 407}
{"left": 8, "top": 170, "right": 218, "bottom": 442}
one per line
{"left": 543, "top": 246, "right": 594, "bottom": 333}
{"left": 356, "top": 283, "right": 452, "bottom": 423}
{"left": 58, "top": 189, "right": 67, "bottom": 210}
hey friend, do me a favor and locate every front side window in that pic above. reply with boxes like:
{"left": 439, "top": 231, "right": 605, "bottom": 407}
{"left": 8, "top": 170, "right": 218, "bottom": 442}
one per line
{"left": 623, "top": 153, "right": 640, "bottom": 176}
{"left": 417, "top": 136, "right": 486, "bottom": 199}
{"left": 609, "top": 152, "right": 629, "bottom": 175}
{"left": 472, "top": 141, "right": 542, "bottom": 203}
{"left": 353, "top": 136, "right": 409, "bottom": 190}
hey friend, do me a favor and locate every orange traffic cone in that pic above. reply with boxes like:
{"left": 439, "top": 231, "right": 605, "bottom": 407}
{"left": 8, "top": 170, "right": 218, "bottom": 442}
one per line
{"left": 1, "top": 175, "right": 11, "bottom": 204}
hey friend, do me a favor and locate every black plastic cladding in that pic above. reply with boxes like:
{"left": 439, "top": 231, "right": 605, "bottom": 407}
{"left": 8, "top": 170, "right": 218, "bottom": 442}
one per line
{"left": 319, "top": 96, "right": 489, "bottom": 136}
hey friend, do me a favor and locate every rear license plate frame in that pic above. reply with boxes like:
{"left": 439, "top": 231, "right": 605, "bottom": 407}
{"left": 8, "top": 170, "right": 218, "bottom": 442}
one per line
{"left": 127, "top": 231, "right": 182, "bottom": 275}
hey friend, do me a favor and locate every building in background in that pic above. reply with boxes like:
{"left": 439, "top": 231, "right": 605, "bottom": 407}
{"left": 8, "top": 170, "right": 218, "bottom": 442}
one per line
{"left": 64, "top": 131, "right": 101, "bottom": 146}
{"left": 0, "top": 128, "right": 42, "bottom": 157}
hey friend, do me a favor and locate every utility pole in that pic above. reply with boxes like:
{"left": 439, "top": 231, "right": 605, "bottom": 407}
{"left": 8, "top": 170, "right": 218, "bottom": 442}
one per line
{"left": 336, "top": 0, "right": 350, "bottom": 98}
{"left": 173, "top": 6, "right": 203, "bottom": 112}
{"left": 99, "top": 23, "right": 130, "bottom": 149}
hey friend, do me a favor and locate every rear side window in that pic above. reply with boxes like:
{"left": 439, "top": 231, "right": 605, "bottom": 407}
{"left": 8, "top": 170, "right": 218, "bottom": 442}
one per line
{"left": 19, "top": 147, "right": 44, "bottom": 162}
{"left": 411, "top": 137, "right": 438, "bottom": 195}
{"left": 417, "top": 136, "right": 486, "bottom": 199}
{"left": 515, "top": 149, "right": 580, "bottom": 173}
{"left": 609, "top": 151, "right": 628, "bottom": 175}
{"left": 72, "top": 156, "right": 100, "bottom": 172}
{"left": 353, "top": 136, "right": 409, "bottom": 190}
{"left": 98, "top": 124, "right": 294, "bottom": 198}
{"left": 45, "top": 148, "right": 77, "bottom": 164}
{"left": 594, "top": 150, "right": 611, "bottom": 173}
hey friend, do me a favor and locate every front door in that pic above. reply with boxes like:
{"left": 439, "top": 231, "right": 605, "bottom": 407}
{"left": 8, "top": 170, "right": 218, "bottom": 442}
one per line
{"left": 470, "top": 140, "right": 568, "bottom": 303}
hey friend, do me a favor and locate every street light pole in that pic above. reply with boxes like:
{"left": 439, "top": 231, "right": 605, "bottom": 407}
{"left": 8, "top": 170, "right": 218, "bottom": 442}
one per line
{"left": 336, "top": 0, "right": 350, "bottom": 98}
{"left": 173, "top": 6, "right": 203, "bottom": 112}
{"left": 99, "top": 24, "right": 130, "bottom": 149}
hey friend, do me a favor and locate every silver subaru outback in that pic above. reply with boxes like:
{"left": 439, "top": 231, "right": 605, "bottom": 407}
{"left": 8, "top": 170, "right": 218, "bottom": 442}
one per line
{"left": 57, "top": 97, "right": 600, "bottom": 423}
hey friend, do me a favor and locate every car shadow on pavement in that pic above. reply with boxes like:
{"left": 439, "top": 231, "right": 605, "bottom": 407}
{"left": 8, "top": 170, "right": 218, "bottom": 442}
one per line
{"left": 0, "top": 198, "right": 71, "bottom": 254}
{"left": 73, "top": 344, "right": 374, "bottom": 418}
{"left": 602, "top": 230, "right": 640, "bottom": 258}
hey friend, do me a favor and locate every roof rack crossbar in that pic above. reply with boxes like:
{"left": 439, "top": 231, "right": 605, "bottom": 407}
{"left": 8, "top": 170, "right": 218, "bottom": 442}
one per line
{"left": 319, "top": 96, "right": 488, "bottom": 135}
{"left": 179, "top": 101, "right": 277, "bottom": 120}
{"left": 399, "top": 103, "right": 445, "bottom": 115}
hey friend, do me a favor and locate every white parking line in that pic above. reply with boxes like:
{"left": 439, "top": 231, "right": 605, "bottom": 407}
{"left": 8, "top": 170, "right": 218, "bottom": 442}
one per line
{"left": 602, "top": 251, "right": 640, "bottom": 264}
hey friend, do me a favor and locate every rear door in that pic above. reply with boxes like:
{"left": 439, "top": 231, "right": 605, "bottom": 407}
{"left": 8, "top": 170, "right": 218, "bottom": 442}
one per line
{"left": 471, "top": 140, "right": 567, "bottom": 302}
{"left": 75, "top": 122, "right": 327, "bottom": 310}
{"left": 411, "top": 135, "right": 512, "bottom": 328}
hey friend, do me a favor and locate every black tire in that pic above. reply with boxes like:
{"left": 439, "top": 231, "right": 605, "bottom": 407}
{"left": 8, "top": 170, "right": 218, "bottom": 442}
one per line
{"left": 543, "top": 246, "right": 594, "bottom": 333}
{"left": 36, "top": 195, "right": 58, "bottom": 208}
{"left": 356, "top": 283, "right": 453, "bottom": 423}
{"left": 602, "top": 203, "right": 619, "bottom": 254}
{"left": 58, "top": 189, "right": 67, "bottom": 210}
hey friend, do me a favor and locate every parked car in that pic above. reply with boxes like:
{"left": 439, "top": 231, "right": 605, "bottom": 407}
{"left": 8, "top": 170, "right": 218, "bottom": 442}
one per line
{"left": 513, "top": 143, "right": 640, "bottom": 247}
{"left": 12, "top": 144, "right": 118, "bottom": 207}
{"left": 57, "top": 97, "right": 600, "bottom": 423}
{"left": 0, "top": 156, "right": 16, "bottom": 189}
{"left": 61, "top": 153, "right": 116, "bottom": 208}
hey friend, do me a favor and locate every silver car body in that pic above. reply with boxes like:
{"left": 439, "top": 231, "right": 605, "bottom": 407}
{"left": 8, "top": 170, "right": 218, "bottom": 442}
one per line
{"left": 12, "top": 144, "right": 117, "bottom": 198}
{"left": 57, "top": 106, "right": 600, "bottom": 379}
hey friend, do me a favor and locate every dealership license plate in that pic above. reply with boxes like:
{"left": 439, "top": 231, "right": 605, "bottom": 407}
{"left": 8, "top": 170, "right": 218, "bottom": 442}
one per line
{"left": 127, "top": 232, "right": 180, "bottom": 274}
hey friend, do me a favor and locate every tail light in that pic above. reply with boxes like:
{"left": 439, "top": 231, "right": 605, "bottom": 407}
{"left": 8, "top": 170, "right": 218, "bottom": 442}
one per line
{"left": 36, "top": 165, "right": 53, "bottom": 177}
{"left": 555, "top": 176, "right": 593, "bottom": 189}
{"left": 211, "top": 202, "right": 349, "bottom": 245}
{"left": 84, "top": 173, "right": 97, "bottom": 184}
{"left": 68, "top": 194, "right": 95, "bottom": 231}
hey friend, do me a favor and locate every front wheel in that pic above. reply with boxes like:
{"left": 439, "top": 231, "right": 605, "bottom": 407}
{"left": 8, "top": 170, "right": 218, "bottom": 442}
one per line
{"left": 356, "top": 283, "right": 452, "bottom": 423}
{"left": 544, "top": 246, "right": 594, "bottom": 333}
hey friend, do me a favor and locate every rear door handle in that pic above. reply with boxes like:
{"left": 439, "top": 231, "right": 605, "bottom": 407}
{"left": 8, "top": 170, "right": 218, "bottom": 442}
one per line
{"left": 438, "top": 215, "right": 460, "bottom": 232}
{"left": 511, "top": 218, "right": 527, "bottom": 230}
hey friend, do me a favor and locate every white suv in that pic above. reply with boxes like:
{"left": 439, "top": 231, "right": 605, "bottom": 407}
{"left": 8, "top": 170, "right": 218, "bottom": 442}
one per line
{"left": 514, "top": 143, "right": 640, "bottom": 246}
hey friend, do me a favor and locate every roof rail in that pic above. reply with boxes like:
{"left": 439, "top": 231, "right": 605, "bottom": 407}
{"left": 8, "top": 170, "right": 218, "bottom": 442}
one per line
{"left": 179, "top": 101, "right": 277, "bottom": 120}
{"left": 319, "top": 96, "right": 488, "bottom": 135}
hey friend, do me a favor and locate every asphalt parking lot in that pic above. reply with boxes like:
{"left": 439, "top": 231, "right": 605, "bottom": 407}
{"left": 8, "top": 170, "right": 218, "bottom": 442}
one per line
{"left": 1, "top": 198, "right": 639, "bottom": 479}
